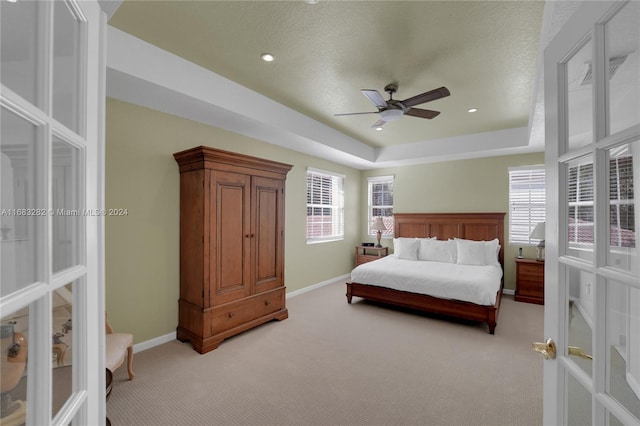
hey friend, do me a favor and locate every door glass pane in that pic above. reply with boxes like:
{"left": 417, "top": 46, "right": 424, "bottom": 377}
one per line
{"left": 52, "top": 0, "right": 82, "bottom": 134}
{"left": 567, "top": 372, "right": 592, "bottom": 426}
{"left": 52, "top": 136, "right": 81, "bottom": 273}
{"left": 52, "top": 284, "right": 73, "bottom": 418}
{"left": 0, "top": 0, "right": 40, "bottom": 107}
{"left": 607, "top": 1, "right": 640, "bottom": 134}
{"left": 567, "top": 38, "right": 593, "bottom": 151}
{"left": 567, "top": 155, "right": 595, "bottom": 255}
{"left": 607, "top": 280, "right": 640, "bottom": 420}
{"left": 607, "top": 141, "right": 638, "bottom": 273}
{"left": 1, "top": 307, "right": 29, "bottom": 426}
{"left": 568, "top": 268, "right": 594, "bottom": 378}
{"left": 1, "top": 107, "right": 41, "bottom": 297}
{"left": 609, "top": 411, "right": 625, "bottom": 426}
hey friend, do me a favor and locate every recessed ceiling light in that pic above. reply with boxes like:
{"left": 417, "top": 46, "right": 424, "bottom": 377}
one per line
{"left": 375, "top": 126, "right": 384, "bottom": 131}
{"left": 260, "top": 53, "right": 275, "bottom": 62}
{"left": 468, "top": 108, "right": 478, "bottom": 113}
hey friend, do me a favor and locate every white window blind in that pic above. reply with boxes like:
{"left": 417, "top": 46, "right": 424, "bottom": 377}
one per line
{"left": 368, "top": 175, "right": 394, "bottom": 236}
{"left": 609, "top": 145, "right": 635, "bottom": 248}
{"left": 306, "top": 168, "right": 344, "bottom": 243}
{"left": 568, "top": 158, "right": 594, "bottom": 245}
{"left": 509, "top": 166, "right": 546, "bottom": 245}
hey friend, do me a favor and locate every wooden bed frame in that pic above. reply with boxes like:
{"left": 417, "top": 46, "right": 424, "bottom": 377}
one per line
{"left": 346, "top": 212, "right": 506, "bottom": 334}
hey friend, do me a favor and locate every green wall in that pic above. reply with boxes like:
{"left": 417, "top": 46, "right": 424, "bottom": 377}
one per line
{"left": 361, "top": 152, "right": 545, "bottom": 291}
{"left": 106, "top": 98, "right": 544, "bottom": 343}
{"left": 105, "top": 99, "right": 360, "bottom": 343}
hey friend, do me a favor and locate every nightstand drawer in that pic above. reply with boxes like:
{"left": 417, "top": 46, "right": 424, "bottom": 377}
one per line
{"left": 354, "top": 246, "right": 388, "bottom": 267}
{"left": 519, "top": 263, "right": 544, "bottom": 278}
{"left": 518, "top": 279, "right": 543, "bottom": 297}
{"left": 356, "top": 255, "right": 381, "bottom": 265}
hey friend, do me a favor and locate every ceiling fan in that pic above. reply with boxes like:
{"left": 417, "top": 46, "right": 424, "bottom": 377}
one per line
{"left": 334, "top": 83, "right": 450, "bottom": 129}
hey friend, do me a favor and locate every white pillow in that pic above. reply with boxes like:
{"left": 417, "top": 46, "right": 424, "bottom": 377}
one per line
{"left": 393, "top": 238, "right": 419, "bottom": 261}
{"left": 484, "top": 238, "right": 500, "bottom": 266}
{"left": 448, "top": 239, "right": 458, "bottom": 263}
{"left": 455, "top": 239, "right": 487, "bottom": 266}
{"left": 418, "top": 239, "right": 455, "bottom": 263}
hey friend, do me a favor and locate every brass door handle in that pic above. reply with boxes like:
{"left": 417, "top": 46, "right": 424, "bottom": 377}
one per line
{"left": 568, "top": 346, "right": 593, "bottom": 360}
{"left": 532, "top": 338, "right": 557, "bottom": 359}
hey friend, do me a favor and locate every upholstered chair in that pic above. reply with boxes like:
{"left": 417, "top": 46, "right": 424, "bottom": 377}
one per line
{"left": 105, "top": 313, "right": 135, "bottom": 380}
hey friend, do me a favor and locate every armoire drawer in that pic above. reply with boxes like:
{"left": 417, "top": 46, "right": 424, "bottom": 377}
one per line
{"left": 209, "top": 289, "right": 285, "bottom": 335}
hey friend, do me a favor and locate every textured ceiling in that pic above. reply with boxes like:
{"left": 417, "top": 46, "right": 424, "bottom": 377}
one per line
{"left": 108, "top": 1, "right": 545, "bottom": 150}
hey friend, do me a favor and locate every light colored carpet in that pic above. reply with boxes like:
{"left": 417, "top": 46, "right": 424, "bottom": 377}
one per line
{"left": 107, "top": 280, "right": 543, "bottom": 426}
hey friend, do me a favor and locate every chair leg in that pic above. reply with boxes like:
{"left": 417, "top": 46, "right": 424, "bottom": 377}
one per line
{"left": 126, "top": 345, "right": 135, "bottom": 380}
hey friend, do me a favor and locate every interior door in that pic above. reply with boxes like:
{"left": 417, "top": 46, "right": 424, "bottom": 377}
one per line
{"left": 0, "top": 1, "right": 105, "bottom": 424}
{"left": 542, "top": 1, "right": 640, "bottom": 424}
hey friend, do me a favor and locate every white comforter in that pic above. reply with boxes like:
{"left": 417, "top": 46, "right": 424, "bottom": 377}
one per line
{"left": 350, "top": 256, "right": 503, "bottom": 306}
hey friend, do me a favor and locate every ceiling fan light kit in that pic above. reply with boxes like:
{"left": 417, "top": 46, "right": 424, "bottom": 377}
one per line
{"left": 380, "top": 108, "right": 403, "bottom": 121}
{"left": 335, "top": 83, "right": 450, "bottom": 129}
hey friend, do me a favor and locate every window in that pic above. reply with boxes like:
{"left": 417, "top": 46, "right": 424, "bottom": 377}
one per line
{"left": 566, "top": 146, "right": 636, "bottom": 248}
{"left": 509, "top": 166, "right": 546, "bottom": 245}
{"left": 609, "top": 145, "right": 635, "bottom": 248}
{"left": 306, "top": 168, "right": 344, "bottom": 243}
{"left": 568, "top": 158, "right": 594, "bottom": 245}
{"left": 368, "top": 175, "right": 394, "bottom": 237}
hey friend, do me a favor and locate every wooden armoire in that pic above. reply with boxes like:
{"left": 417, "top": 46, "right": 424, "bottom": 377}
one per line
{"left": 173, "top": 146, "right": 292, "bottom": 354}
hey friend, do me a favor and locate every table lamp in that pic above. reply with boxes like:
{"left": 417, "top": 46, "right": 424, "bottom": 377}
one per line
{"left": 530, "top": 222, "right": 545, "bottom": 261}
{"left": 371, "top": 217, "right": 388, "bottom": 247}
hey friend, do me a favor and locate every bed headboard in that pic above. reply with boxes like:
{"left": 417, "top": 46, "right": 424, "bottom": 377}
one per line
{"left": 394, "top": 213, "right": 506, "bottom": 267}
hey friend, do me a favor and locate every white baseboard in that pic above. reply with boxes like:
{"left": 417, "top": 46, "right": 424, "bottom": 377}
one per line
{"left": 286, "top": 274, "right": 350, "bottom": 299}
{"left": 503, "top": 288, "right": 515, "bottom": 296}
{"left": 132, "top": 274, "right": 350, "bottom": 353}
{"left": 133, "top": 331, "right": 176, "bottom": 354}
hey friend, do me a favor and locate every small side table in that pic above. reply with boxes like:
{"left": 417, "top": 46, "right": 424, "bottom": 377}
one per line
{"left": 355, "top": 246, "right": 388, "bottom": 267}
{"left": 514, "top": 258, "right": 545, "bottom": 305}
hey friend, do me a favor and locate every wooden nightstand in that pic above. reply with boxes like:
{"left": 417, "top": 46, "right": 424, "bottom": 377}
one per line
{"left": 514, "top": 258, "right": 544, "bottom": 305}
{"left": 355, "top": 246, "right": 388, "bottom": 267}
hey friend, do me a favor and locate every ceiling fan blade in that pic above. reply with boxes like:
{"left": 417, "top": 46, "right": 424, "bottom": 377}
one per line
{"left": 400, "top": 87, "right": 450, "bottom": 108}
{"left": 371, "top": 118, "right": 386, "bottom": 128}
{"left": 334, "top": 111, "right": 379, "bottom": 117}
{"left": 405, "top": 108, "right": 441, "bottom": 119}
{"left": 361, "top": 89, "right": 388, "bottom": 109}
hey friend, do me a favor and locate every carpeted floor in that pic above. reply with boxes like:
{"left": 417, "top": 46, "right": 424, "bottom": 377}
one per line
{"left": 107, "top": 280, "right": 543, "bottom": 426}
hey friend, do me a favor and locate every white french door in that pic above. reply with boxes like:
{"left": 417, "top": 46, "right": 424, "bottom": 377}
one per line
{"left": 543, "top": 1, "right": 640, "bottom": 425}
{"left": 1, "top": 1, "right": 105, "bottom": 425}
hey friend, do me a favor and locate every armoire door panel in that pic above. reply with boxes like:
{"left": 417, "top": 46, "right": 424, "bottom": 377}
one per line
{"left": 211, "top": 172, "right": 251, "bottom": 305}
{"left": 253, "top": 177, "right": 283, "bottom": 293}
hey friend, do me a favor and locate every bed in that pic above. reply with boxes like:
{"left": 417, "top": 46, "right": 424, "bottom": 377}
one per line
{"left": 346, "top": 212, "right": 505, "bottom": 334}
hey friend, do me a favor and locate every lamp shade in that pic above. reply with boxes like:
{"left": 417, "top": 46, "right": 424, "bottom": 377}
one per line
{"left": 530, "top": 222, "right": 545, "bottom": 241}
{"left": 371, "top": 217, "right": 388, "bottom": 232}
